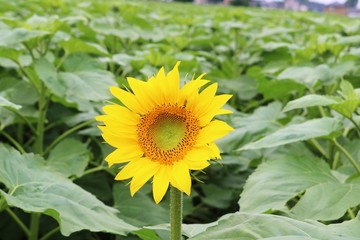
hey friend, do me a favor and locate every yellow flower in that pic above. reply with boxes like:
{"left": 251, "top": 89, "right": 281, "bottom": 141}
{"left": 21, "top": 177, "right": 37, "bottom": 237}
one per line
{"left": 96, "top": 62, "right": 233, "bottom": 203}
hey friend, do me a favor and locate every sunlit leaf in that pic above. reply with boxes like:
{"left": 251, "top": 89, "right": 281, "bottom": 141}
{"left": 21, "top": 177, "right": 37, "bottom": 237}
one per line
{"left": 190, "top": 213, "right": 360, "bottom": 240}
{"left": 283, "top": 94, "right": 340, "bottom": 112}
{"left": 0, "top": 144, "right": 136, "bottom": 236}
{"left": 239, "top": 156, "right": 338, "bottom": 213}
{"left": 240, "top": 118, "right": 342, "bottom": 151}
{"left": 291, "top": 182, "right": 360, "bottom": 221}
{"left": 0, "top": 96, "right": 21, "bottom": 110}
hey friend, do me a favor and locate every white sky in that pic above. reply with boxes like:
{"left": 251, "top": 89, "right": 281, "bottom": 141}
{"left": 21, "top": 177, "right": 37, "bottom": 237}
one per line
{"left": 309, "top": 0, "right": 346, "bottom": 4}
{"left": 265, "top": 0, "right": 360, "bottom": 7}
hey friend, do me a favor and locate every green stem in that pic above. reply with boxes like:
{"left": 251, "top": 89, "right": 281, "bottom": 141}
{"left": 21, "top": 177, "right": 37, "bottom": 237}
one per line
{"left": 309, "top": 139, "right": 327, "bottom": 159}
{"left": 29, "top": 213, "right": 40, "bottom": 240}
{"left": 24, "top": 43, "right": 36, "bottom": 61}
{"left": 43, "top": 119, "right": 95, "bottom": 156}
{"left": 0, "top": 130, "right": 26, "bottom": 154}
{"left": 333, "top": 139, "right": 360, "bottom": 174}
{"left": 40, "top": 226, "right": 60, "bottom": 240}
{"left": 34, "top": 84, "right": 47, "bottom": 155}
{"left": 347, "top": 208, "right": 355, "bottom": 219}
{"left": 6, "top": 208, "right": 30, "bottom": 236}
{"left": 348, "top": 117, "right": 360, "bottom": 137}
{"left": 170, "top": 186, "right": 182, "bottom": 240}
{"left": 82, "top": 166, "right": 106, "bottom": 177}
{"left": 332, "top": 152, "right": 340, "bottom": 169}
{"left": 5, "top": 107, "right": 37, "bottom": 133}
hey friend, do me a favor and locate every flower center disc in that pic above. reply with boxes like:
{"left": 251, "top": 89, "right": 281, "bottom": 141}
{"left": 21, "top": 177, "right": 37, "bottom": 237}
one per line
{"left": 137, "top": 105, "right": 200, "bottom": 165}
{"left": 150, "top": 116, "right": 186, "bottom": 151}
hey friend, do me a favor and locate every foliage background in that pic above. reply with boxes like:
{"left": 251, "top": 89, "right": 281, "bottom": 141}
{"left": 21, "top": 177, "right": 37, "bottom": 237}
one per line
{"left": 0, "top": 0, "right": 360, "bottom": 239}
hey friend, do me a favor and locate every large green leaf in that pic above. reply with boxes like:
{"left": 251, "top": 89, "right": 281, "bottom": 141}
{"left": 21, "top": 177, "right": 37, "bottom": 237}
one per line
{"left": 217, "top": 102, "right": 284, "bottom": 152}
{"left": 277, "top": 65, "right": 333, "bottom": 87}
{"left": 61, "top": 38, "right": 109, "bottom": 56}
{"left": 0, "top": 96, "right": 21, "bottom": 110}
{"left": 0, "top": 144, "right": 136, "bottom": 236}
{"left": 240, "top": 117, "right": 342, "bottom": 151}
{"left": 239, "top": 156, "right": 338, "bottom": 213}
{"left": 190, "top": 213, "right": 360, "bottom": 240}
{"left": 34, "top": 57, "right": 116, "bottom": 111}
{"left": 291, "top": 182, "right": 360, "bottom": 221}
{"left": 34, "top": 58, "right": 66, "bottom": 97}
{"left": 283, "top": 95, "right": 340, "bottom": 112}
{"left": 331, "top": 81, "right": 360, "bottom": 118}
{"left": 0, "top": 28, "right": 49, "bottom": 46}
{"left": 113, "top": 183, "right": 169, "bottom": 227}
{"left": 47, "top": 138, "right": 91, "bottom": 178}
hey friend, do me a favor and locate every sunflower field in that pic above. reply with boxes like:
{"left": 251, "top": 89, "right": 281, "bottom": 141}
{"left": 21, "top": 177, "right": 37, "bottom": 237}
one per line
{"left": 1, "top": 0, "right": 360, "bottom": 239}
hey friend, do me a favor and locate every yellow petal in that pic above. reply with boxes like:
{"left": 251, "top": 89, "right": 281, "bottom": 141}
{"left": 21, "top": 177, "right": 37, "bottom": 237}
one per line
{"left": 198, "top": 94, "right": 233, "bottom": 126}
{"left": 115, "top": 159, "right": 143, "bottom": 180}
{"left": 184, "top": 146, "right": 214, "bottom": 170}
{"left": 105, "top": 148, "right": 143, "bottom": 166}
{"left": 196, "top": 120, "right": 234, "bottom": 146}
{"left": 208, "top": 142, "right": 221, "bottom": 159}
{"left": 179, "top": 79, "right": 209, "bottom": 105}
{"left": 216, "top": 109, "right": 233, "bottom": 115}
{"left": 152, "top": 165, "right": 170, "bottom": 204}
{"left": 170, "top": 161, "right": 191, "bottom": 195}
{"left": 130, "top": 159, "right": 160, "bottom": 196}
{"left": 101, "top": 133, "right": 138, "bottom": 149}
{"left": 110, "top": 86, "right": 146, "bottom": 114}
{"left": 193, "top": 83, "right": 218, "bottom": 115}
{"left": 187, "top": 160, "right": 210, "bottom": 170}
{"left": 166, "top": 61, "right": 180, "bottom": 97}
{"left": 98, "top": 125, "right": 137, "bottom": 137}
{"left": 101, "top": 104, "right": 140, "bottom": 125}
{"left": 185, "top": 146, "right": 214, "bottom": 161}
{"left": 127, "top": 77, "right": 157, "bottom": 111}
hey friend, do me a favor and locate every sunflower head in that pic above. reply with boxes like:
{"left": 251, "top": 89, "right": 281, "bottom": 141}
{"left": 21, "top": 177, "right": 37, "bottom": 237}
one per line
{"left": 96, "top": 62, "right": 233, "bottom": 203}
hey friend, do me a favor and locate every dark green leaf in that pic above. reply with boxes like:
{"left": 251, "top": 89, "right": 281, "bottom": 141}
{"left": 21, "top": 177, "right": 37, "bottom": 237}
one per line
{"left": 47, "top": 138, "right": 91, "bottom": 178}
{"left": 0, "top": 144, "right": 136, "bottom": 236}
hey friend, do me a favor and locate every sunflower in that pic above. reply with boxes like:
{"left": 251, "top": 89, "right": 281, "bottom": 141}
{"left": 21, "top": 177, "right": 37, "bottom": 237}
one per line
{"left": 96, "top": 62, "right": 233, "bottom": 203}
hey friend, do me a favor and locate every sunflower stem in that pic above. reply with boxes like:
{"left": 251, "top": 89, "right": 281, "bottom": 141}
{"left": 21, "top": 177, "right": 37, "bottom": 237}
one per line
{"left": 170, "top": 186, "right": 182, "bottom": 240}
{"left": 29, "top": 213, "right": 40, "bottom": 240}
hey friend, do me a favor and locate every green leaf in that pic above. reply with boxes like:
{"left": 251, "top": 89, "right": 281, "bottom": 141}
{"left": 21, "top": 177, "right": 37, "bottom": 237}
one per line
{"left": 25, "top": 15, "right": 62, "bottom": 33}
{"left": 58, "top": 70, "right": 115, "bottom": 111}
{"left": 291, "top": 182, "right": 360, "bottom": 221}
{"left": 0, "top": 96, "right": 21, "bottom": 110}
{"left": 217, "top": 102, "right": 284, "bottom": 152}
{"left": 0, "top": 28, "right": 49, "bottom": 46}
{"left": 190, "top": 213, "right": 360, "bottom": 240}
{"left": 331, "top": 99, "right": 360, "bottom": 118}
{"left": 257, "top": 78, "right": 305, "bottom": 100}
{"left": 331, "top": 81, "right": 360, "bottom": 118}
{"left": 0, "top": 47, "right": 21, "bottom": 62}
{"left": 47, "top": 138, "right": 91, "bottom": 178}
{"left": 134, "top": 229, "right": 162, "bottom": 240}
{"left": 201, "top": 184, "right": 233, "bottom": 209}
{"left": 61, "top": 38, "right": 109, "bottom": 56}
{"left": 0, "top": 144, "right": 136, "bottom": 236}
{"left": 34, "top": 58, "right": 66, "bottom": 97}
{"left": 113, "top": 183, "right": 169, "bottom": 227}
{"left": 278, "top": 65, "right": 333, "bottom": 87}
{"left": 282, "top": 94, "right": 340, "bottom": 112}
{"left": 218, "top": 76, "right": 257, "bottom": 101}
{"left": 239, "top": 156, "right": 338, "bottom": 213}
{"left": 240, "top": 118, "right": 342, "bottom": 151}
{"left": 34, "top": 57, "right": 116, "bottom": 111}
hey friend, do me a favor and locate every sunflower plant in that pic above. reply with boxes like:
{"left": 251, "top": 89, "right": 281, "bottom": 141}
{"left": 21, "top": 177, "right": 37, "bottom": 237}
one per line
{"left": 97, "top": 62, "right": 233, "bottom": 239}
